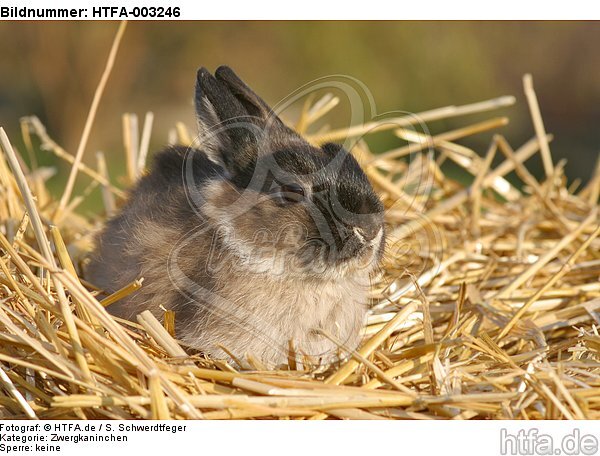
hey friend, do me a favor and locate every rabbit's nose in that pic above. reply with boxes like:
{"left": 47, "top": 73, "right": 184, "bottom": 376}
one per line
{"left": 353, "top": 224, "right": 382, "bottom": 243}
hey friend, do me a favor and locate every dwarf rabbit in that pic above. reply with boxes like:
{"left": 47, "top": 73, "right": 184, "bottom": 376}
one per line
{"left": 86, "top": 66, "right": 385, "bottom": 367}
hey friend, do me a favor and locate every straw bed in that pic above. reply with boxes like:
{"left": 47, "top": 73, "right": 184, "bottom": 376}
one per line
{"left": 0, "top": 74, "right": 599, "bottom": 420}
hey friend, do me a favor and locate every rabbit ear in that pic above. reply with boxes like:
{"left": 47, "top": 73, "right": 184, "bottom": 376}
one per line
{"left": 215, "top": 66, "right": 285, "bottom": 128}
{"left": 195, "top": 67, "right": 257, "bottom": 171}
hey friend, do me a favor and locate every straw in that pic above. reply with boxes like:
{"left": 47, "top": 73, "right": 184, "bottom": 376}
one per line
{"left": 523, "top": 74, "right": 553, "bottom": 179}
{"left": 56, "top": 21, "right": 127, "bottom": 220}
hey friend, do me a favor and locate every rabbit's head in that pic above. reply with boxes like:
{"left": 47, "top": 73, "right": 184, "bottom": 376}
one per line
{"left": 189, "top": 66, "right": 384, "bottom": 280}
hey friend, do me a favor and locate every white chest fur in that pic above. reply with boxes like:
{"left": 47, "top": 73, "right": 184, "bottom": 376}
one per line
{"left": 179, "top": 272, "right": 370, "bottom": 367}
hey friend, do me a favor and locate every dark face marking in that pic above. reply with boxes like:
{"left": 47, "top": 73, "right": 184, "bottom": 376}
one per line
{"left": 214, "top": 140, "right": 385, "bottom": 273}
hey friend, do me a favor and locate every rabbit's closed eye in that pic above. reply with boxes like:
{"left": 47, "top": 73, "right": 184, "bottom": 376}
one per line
{"left": 270, "top": 183, "right": 305, "bottom": 204}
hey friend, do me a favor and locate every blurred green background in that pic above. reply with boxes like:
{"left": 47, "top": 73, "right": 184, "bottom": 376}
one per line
{"left": 0, "top": 21, "right": 598, "bottom": 214}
